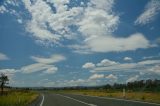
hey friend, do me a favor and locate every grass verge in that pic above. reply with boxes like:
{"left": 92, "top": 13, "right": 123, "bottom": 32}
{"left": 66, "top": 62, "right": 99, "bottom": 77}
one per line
{"left": 0, "top": 90, "right": 39, "bottom": 106}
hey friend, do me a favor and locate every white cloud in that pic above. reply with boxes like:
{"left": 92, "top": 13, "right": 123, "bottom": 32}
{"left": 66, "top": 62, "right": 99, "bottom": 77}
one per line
{"left": 23, "top": 0, "right": 84, "bottom": 45}
{"left": 0, "top": 69, "right": 18, "bottom": 75}
{"left": 124, "top": 57, "right": 132, "bottom": 61}
{"left": 97, "top": 59, "right": 117, "bottom": 66}
{"left": 0, "top": 5, "right": 7, "bottom": 13}
{"left": 70, "top": 33, "right": 151, "bottom": 53}
{"left": 135, "top": 0, "right": 160, "bottom": 25}
{"left": 89, "top": 74, "right": 104, "bottom": 80}
{"left": 21, "top": 63, "right": 54, "bottom": 74}
{"left": 21, "top": 54, "right": 65, "bottom": 74}
{"left": 105, "top": 74, "right": 117, "bottom": 81}
{"left": 148, "top": 65, "right": 160, "bottom": 75}
{"left": 0, "top": 0, "right": 154, "bottom": 53}
{"left": 126, "top": 75, "right": 139, "bottom": 82}
{"left": 83, "top": 58, "right": 160, "bottom": 76}
{"left": 31, "top": 54, "right": 65, "bottom": 64}
{"left": 17, "top": 19, "right": 23, "bottom": 24}
{"left": 138, "top": 60, "right": 160, "bottom": 65}
{"left": 85, "top": 33, "right": 150, "bottom": 53}
{"left": 0, "top": 53, "right": 9, "bottom": 61}
{"left": 43, "top": 66, "right": 58, "bottom": 74}
{"left": 82, "top": 62, "right": 95, "bottom": 69}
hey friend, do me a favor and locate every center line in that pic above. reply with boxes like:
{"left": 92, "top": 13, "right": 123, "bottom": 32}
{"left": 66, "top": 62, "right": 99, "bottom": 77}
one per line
{"left": 56, "top": 94, "right": 97, "bottom": 106}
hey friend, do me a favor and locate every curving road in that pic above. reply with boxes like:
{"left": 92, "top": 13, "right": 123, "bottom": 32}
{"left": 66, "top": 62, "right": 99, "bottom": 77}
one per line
{"left": 31, "top": 92, "right": 160, "bottom": 106}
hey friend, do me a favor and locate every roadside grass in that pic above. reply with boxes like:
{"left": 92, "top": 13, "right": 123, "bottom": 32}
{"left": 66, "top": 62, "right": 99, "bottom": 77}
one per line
{"left": 0, "top": 90, "right": 39, "bottom": 106}
{"left": 52, "top": 90, "right": 160, "bottom": 104}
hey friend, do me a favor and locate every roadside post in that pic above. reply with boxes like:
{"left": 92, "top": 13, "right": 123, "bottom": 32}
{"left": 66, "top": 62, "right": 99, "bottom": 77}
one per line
{"left": 123, "top": 88, "right": 126, "bottom": 98}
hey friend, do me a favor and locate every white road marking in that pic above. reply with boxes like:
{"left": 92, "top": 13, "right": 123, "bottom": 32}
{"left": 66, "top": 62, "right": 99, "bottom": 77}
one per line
{"left": 69, "top": 93, "right": 160, "bottom": 106}
{"left": 56, "top": 94, "right": 97, "bottom": 106}
{"left": 40, "top": 94, "right": 44, "bottom": 106}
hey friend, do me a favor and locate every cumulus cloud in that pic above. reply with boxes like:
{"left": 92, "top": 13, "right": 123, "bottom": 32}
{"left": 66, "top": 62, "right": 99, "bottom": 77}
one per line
{"left": 89, "top": 74, "right": 104, "bottom": 80}
{"left": 82, "top": 62, "right": 95, "bottom": 69}
{"left": 0, "top": 0, "right": 153, "bottom": 53}
{"left": 105, "top": 74, "right": 117, "bottom": 81}
{"left": 124, "top": 57, "right": 132, "bottom": 61}
{"left": 135, "top": 0, "right": 160, "bottom": 25}
{"left": 0, "top": 53, "right": 9, "bottom": 61}
{"left": 97, "top": 59, "right": 117, "bottom": 66}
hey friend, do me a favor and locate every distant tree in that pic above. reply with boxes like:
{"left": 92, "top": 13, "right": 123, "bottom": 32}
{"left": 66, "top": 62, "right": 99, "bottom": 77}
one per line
{"left": 0, "top": 73, "right": 9, "bottom": 95}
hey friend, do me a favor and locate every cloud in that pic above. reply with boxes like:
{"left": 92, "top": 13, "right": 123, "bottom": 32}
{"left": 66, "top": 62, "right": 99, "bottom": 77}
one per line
{"left": 124, "top": 57, "right": 132, "bottom": 61}
{"left": 43, "top": 66, "right": 58, "bottom": 74}
{"left": 89, "top": 74, "right": 104, "bottom": 80}
{"left": 70, "top": 33, "right": 151, "bottom": 54}
{"left": 105, "top": 74, "right": 117, "bottom": 81}
{"left": 126, "top": 75, "right": 139, "bottom": 82}
{"left": 0, "top": 5, "right": 7, "bottom": 13}
{"left": 31, "top": 54, "right": 65, "bottom": 64}
{"left": 0, "top": 53, "right": 9, "bottom": 61}
{"left": 0, "top": 0, "right": 154, "bottom": 53}
{"left": 21, "top": 54, "right": 65, "bottom": 74}
{"left": 82, "top": 62, "right": 95, "bottom": 69}
{"left": 97, "top": 59, "right": 117, "bottom": 66}
{"left": 0, "top": 69, "right": 18, "bottom": 75}
{"left": 83, "top": 58, "right": 160, "bottom": 75}
{"left": 135, "top": 0, "right": 160, "bottom": 25}
{"left": 148, "top": 65, "right": 160, "bottom": 75}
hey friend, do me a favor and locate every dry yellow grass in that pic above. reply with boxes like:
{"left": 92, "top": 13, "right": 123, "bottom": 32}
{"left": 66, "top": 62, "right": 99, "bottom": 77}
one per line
{"left": 0, "top": 90, "right": 39, "bottom": 106}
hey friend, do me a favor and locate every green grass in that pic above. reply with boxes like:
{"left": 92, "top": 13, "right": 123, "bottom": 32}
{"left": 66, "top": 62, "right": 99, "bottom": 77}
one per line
{"left": 0, "top": 90, "right": 39, "bottom": 106}
{"left": 52, "top": 89, "right": 160, "bottom": 104}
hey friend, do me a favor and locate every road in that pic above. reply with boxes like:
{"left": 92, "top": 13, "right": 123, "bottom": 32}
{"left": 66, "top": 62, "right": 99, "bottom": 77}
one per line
{"left": 32, "top": 92, "right": 160, "bottom": 106}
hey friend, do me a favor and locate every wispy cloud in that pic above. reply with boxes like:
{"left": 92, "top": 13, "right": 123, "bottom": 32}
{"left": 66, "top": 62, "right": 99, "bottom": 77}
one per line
{"left": 135, "top": 0, "right": 160, "bottom": 25}
{"left": 21, "top": 54, "right": 65, "bottom": 74}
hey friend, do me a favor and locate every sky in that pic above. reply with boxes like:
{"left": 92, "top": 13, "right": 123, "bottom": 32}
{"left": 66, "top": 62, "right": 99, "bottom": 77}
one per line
{"left": 0, "top": 0, "right": 160, "bottom": 87}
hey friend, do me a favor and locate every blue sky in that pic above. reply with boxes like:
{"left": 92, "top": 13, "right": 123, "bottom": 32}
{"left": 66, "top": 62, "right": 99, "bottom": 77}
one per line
{"left": 0, "top": 0, "right": 160, "bottom": 87}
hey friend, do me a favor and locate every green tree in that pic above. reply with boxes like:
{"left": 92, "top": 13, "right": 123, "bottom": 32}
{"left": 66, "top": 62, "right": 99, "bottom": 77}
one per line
{"left": 0, "top": 73, "right": 9, "bottom": 95}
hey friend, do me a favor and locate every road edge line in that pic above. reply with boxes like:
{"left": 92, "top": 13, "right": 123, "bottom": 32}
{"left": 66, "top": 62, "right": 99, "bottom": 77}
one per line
{"left": 67, "top": 93, "right": 160, "bottom": 106}
{"left": 40, "top": 94, "right": 44, "bottom": 106}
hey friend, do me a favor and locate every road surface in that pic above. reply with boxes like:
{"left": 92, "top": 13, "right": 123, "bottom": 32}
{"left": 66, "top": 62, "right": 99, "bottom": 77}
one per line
{"left": 32, "top": 92, "right": 160, "bottom": 106}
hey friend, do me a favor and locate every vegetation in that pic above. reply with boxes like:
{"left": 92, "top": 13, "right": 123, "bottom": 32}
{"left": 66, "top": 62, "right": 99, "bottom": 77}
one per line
{"left": 0, "top": 73, "right": 9, "bottom": 95}
{"left": 0, "top": 90, "right": 38, "bottom": 106}
{"left": 0, "top": 73, "right": 39, "bottom": 106}
{"left": 53, "top": 89, "right": 160, "bottom": 104}
{"left": 51, "top": 79, "right": 160, "bottom": 104}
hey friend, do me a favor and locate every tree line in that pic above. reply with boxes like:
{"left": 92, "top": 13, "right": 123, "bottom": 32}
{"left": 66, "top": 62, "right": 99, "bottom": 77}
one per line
{"left": 1, "top": 73, "right": 160, "bottom": 92}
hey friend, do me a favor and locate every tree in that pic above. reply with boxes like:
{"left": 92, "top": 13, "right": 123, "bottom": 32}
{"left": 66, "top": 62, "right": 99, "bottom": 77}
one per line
{"left": 0, "top": 73, "right": 9, "bottom": 95}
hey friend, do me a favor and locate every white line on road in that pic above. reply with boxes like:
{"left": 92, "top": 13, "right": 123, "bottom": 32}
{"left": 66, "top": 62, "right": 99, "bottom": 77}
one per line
{"left": 69, "top": 93, "right": 160, "bottom": 106}
{"left": 40, "top": 94, "right": 44, "bottom": 106}
{"left": 56, "top": 94, "right": 97, "bottom": 106}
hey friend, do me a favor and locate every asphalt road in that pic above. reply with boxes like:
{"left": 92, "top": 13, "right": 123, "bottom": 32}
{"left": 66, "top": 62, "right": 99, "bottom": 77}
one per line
{"left": 34, "top": 92, "right": 160, "bottom": 106}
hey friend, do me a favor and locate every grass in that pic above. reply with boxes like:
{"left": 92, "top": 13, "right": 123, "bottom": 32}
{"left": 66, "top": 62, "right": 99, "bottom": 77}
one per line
{"left": 52, "top": 89, "right": 160, "bottom": 104}
{"left": 0, "top": 90, "right": 39, "bottom": 106}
